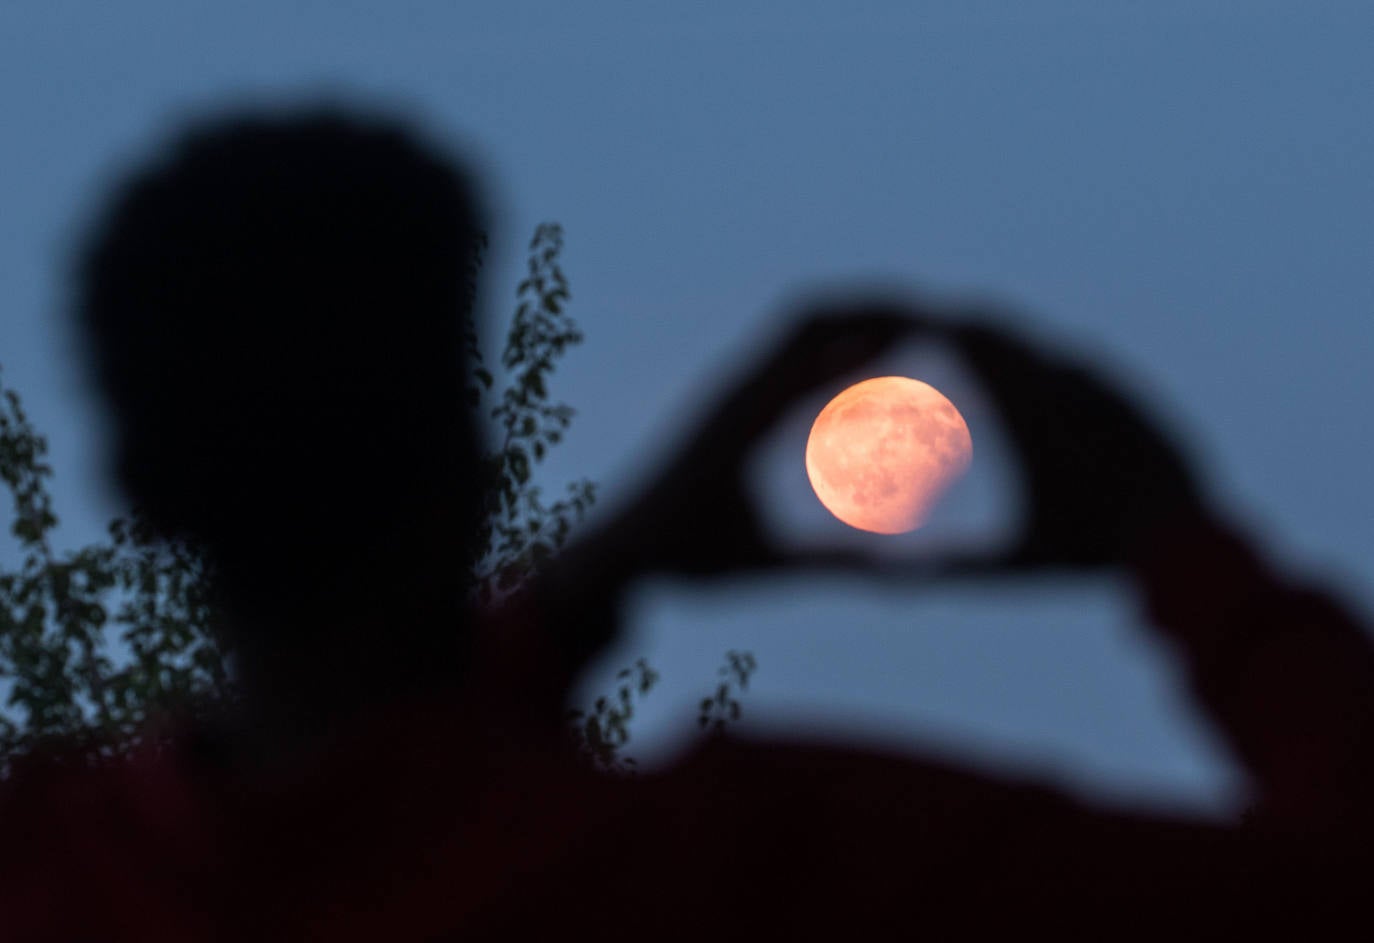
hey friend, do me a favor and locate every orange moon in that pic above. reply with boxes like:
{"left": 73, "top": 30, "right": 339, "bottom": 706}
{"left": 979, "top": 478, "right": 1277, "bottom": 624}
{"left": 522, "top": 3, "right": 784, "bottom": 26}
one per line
{"left": 805, "top": 377, "right": 972, "bottom": 534}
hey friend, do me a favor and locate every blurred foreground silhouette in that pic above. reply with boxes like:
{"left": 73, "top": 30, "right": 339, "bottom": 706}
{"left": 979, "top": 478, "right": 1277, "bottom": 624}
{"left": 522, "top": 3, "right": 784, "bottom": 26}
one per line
{"left": 2, "top": 105, "right": 1371, "bottom": 937}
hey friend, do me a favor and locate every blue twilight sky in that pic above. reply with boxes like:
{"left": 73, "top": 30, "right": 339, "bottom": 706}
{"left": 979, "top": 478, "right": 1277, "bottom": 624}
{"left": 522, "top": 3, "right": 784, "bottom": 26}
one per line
{"left": 2, "top": 1, "right": 1372, "bottom": 815}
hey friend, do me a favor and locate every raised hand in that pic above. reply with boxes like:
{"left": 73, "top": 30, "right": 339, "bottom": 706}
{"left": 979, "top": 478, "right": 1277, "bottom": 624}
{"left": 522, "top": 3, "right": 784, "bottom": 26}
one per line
{"left": 539, "top": 296, "right": 1208, "bottom": 658}
{"left": 624, "top": 302, "right": 1207, "bottom": 581}
{"left": 606, "top": 297, "right": 928, "bottom": 578}
{"left": 520, "top": 297, "right": 927, "bottom": 681}
{"left": 941, "top": 311, "right": 1204, "bottom": 573}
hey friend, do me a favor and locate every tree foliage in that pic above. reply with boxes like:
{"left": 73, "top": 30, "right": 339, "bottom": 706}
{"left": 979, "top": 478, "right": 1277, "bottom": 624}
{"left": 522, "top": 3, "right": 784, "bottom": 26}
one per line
{"left": 698, "top": 651, "right": 757, "bottom": 734}
{"left": 0, "top": 224, "right": 750, "bottom": 774}
{"left": 472, "top": 223, "right": 597, "bottom": 602}
{"left": 0, "top": 378, "right": 237, "bottom": 768}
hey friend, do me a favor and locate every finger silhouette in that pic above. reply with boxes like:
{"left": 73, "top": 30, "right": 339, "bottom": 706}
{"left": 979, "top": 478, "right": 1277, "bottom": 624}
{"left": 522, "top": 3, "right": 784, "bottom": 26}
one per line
{"left": 616, "top": 299, "right": 932, "bottom": 580}
{"left": 946, "top": 313, "right": 1201, "bottom": 570}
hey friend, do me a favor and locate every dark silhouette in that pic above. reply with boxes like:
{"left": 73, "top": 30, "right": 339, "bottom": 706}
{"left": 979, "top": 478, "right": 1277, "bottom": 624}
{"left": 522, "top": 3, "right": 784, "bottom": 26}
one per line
{"left": 75, "top": 113, "right": 487, "bottom": 769}
{"left": 1, "top": 105, "right": 1371, "bottom": 938}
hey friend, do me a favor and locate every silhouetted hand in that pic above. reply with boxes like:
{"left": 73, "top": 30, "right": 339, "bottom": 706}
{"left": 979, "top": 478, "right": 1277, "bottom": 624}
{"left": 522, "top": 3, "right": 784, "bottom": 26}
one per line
{"left": 540, "top": 299, "right": 1206, "bottom": 672}
{"left": 555, "top": 298, "right": 926, "bottom": 592}
{"left": 620, "top": 304, "right": 1205, "bottom": 581}
{"left": 630, "top": 299, "right": 931, "bottom": 577}
{"left": 527, "top": 299, "right": 924, "bottom": 677}
{"left": 941, "top": 312, "right": 1204, "bottom": 573}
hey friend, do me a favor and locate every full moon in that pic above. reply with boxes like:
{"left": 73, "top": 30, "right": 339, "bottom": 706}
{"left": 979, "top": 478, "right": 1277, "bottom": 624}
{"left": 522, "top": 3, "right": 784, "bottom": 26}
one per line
{"left": 805, "top": 377, "right": 972, "bottom": 534}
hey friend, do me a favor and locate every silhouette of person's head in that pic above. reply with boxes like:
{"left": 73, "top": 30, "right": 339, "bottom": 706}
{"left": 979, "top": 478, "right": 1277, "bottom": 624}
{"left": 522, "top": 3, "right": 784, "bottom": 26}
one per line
{"left": 75, "top": 108, "right": 487, "bottom": 691}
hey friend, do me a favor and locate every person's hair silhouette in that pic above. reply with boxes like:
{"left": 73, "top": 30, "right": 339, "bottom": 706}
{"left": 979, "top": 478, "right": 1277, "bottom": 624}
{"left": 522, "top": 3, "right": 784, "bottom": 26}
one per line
{"left": 76, "top": 111, "right": 489, "bottom": 763}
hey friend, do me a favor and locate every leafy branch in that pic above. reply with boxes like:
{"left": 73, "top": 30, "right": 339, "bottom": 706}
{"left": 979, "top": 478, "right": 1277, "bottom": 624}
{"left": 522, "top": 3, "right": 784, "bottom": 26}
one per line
{"left": 698, "top": 651, "right": 757, "bottom": 734}
{"left": 566, "top": 658, "right": 660, "bottom": 775}
{"left": 472, "top": 223, "right": 597, "bottom": 602}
